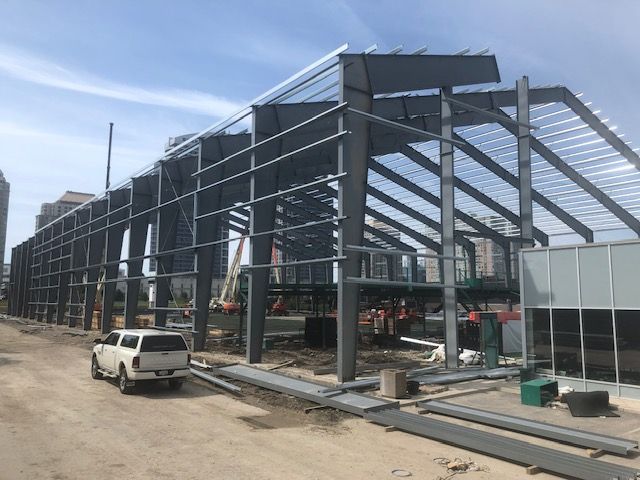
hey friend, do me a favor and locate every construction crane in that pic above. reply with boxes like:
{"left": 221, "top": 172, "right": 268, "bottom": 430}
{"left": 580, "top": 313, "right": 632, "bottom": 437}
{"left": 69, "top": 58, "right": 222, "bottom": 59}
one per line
{"left": 210, "top": 237, "right": 245, "bottom": 314}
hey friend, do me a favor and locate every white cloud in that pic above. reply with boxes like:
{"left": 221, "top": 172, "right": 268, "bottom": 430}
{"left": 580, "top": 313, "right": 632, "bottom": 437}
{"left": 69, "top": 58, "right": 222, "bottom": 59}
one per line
{"left": 0, "top": 45, "right": 243, "bottom": 117}
{"left": 0, "top": 121, "right": 155, "bottom": 159}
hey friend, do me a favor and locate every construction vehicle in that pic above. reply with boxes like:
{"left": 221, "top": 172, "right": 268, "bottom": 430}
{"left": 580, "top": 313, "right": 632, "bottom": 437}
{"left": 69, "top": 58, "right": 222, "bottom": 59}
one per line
{"left": 210, "top": 237, "right": 245, "bottom": 314}
{"left": 268, "top": 296, "right": 288, "bottom": 316}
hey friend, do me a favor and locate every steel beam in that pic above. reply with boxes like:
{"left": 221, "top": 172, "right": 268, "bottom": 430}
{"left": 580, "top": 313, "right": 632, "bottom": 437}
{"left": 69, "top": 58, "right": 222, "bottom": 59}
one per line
{"left": 418, "top": 400, "right": 638, "bottom": 455}
{"left": 563, "top": 87, "right": 640, "bottom": 171}
{"left": 452, "top": 132, "right": 592, "bottom": 242}
{"left": 400, "top": 146, "right": 546, "bottom": 246}
{"left": 498, "top": 110, "right": 640, "bottom": 236}
{"left": 365, "top": 409, "right": 638, "bottom": 480}
{"left": 349, "top": 54, "right": 500, "bottom": 94}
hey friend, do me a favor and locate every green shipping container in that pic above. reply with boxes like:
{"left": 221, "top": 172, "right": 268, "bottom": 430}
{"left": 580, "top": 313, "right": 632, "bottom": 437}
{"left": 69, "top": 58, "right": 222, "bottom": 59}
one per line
{"left": 520, "top": 378, "right": 558, "bottom": 407}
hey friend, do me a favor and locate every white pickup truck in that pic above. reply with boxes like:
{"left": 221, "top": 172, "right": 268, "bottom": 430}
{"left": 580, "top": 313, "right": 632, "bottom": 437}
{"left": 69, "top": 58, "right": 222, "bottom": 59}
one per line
{"left": 91, "top": 329, "right": 191, "bottom": 394}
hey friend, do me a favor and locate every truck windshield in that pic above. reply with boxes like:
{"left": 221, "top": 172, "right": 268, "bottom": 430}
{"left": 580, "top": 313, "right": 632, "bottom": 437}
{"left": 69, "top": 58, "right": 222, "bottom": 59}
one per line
{"left": 140, "top": 335, "right": 188, "bottom": 352}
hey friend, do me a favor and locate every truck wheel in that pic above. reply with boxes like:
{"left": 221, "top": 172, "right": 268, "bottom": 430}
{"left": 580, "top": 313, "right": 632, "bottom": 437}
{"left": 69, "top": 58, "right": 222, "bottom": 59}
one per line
{"left": 91, "top": 355, "right": 103, "bottom": 380}
{"left": 168, "top": 379, "right": 183, "bottom": 391}
{"left": 119, "top": 366, "right": 133, "bottom": 394}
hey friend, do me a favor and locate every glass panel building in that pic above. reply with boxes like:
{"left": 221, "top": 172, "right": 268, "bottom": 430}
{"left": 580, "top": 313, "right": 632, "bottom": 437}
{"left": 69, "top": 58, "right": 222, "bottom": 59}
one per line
{"left": 521, "top": 240, "right": 640, "bottom": 399}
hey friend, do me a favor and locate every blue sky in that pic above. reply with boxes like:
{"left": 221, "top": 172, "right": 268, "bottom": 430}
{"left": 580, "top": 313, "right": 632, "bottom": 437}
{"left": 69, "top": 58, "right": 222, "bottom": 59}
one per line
{"left": 1, "top": 0, "right": 639, "bottom": 262}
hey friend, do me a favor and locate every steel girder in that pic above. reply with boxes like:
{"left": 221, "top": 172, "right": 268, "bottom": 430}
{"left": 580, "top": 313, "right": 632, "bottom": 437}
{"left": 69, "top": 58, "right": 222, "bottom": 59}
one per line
{"left": 497, "top": 110, "right": 640, "bottom": 237}
{"left": 400, "top": 145, "right": 548, "bottom": 245}
{"left": 451, "top": 132, "right": 593, "bottom": 242}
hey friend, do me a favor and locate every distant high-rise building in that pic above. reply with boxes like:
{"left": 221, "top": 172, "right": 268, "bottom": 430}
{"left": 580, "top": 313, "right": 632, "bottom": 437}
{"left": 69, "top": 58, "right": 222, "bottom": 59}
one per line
{"left": 364, "top": 219, "right": 404, "bottom": 280}
{"left": 0, "top": 170, "right": 9, "bottom": 276}
{"left": 35, "top": 191, "right": 94, "bottom": 231}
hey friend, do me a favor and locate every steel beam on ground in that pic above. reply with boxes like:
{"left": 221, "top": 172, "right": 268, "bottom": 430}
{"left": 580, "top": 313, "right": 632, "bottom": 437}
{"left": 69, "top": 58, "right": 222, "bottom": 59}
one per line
{"left": 365, "top": 409, "right": 638, "bottom": 480}
{"left": 417, "top": 400, "right": 638, "bottom": 455}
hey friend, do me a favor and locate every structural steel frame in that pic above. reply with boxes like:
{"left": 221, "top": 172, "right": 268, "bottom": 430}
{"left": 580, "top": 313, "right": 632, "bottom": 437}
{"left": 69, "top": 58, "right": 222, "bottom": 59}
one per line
{"left": 9, "top": 44, "right": 640, "bottom": 381}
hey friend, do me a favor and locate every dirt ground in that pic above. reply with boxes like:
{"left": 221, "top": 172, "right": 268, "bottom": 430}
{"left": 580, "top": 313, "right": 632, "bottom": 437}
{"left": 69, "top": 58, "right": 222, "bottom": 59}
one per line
{"left": 2, "top": 316, "right": 634, "bottom": 480}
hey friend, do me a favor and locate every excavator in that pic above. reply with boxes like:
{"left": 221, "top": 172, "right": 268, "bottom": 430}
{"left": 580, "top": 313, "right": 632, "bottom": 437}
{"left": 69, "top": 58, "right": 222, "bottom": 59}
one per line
{"left": 209, "top": 237, "right": 245, "bottom": 315}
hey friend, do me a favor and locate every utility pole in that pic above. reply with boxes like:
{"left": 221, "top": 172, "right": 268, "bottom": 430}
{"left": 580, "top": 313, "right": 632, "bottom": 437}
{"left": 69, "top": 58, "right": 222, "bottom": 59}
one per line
{"left": 106, "top": 122, "right": 114, "bottom": 190}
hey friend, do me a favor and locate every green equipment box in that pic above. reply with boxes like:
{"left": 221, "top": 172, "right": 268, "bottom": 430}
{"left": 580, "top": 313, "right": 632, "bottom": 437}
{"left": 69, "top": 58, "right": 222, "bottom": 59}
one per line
{"left": 520, "top": 378, "right": 558, "bottom": 407}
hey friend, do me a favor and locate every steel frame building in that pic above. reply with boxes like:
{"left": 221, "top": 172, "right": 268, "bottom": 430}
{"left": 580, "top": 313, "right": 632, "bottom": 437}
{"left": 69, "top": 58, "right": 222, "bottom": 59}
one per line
{"left": 8, "top": 44, "right": 640, "bottom": 382}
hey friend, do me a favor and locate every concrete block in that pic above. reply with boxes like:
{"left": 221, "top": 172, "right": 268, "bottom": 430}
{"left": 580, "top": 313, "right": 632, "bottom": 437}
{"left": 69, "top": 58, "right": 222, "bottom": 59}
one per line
{"left": 380, "top": 369, "right": 407, "bottom": 399}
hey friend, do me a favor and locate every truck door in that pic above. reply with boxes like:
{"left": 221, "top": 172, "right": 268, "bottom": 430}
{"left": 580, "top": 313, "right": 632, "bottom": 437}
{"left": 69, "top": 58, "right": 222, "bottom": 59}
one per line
{"left": 101, "top": 332, "right": 121, "bottom": 372}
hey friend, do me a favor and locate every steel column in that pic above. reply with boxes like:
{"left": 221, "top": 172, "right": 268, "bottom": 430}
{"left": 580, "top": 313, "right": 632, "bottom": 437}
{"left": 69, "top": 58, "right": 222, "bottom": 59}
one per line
{"left": 8, "top": 246, "right": 16, "bottom": 315}
{"left": 124, "top": 177, "right": 154, "bottom": 324}
{"left": 337, "top": 55, "right": 372, "bottom": 382}
{"left": 517, "top": 77, "right": 534, "bottom": 246}
{"left": 68, "top": 210, "right": 89, "bottom": 327}
{"left": 247, "top": 106, "right": 281, "bottom": 364}
{"left": 101, "top": 190, "right": 129, "bottom": 333}
{"left": 55, "top": 217, "right": 74, "bottom": 324}
{"left": 154, "top": 165, "right": 182, "bottom": 327}
{"left": 193, "top": 140, "right": 225, "bottom": 351}
{"left": 440, "top": 86, "right": 458, "bottom": 369}
{"left": 83, "top": 201, "right": 107, "bottom": 330}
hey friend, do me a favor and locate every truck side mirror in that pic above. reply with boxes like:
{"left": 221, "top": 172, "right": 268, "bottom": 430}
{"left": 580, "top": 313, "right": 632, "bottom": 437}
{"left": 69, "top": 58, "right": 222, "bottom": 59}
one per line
{"left": 93, "top": 338, "right": 103, "bottom": 344}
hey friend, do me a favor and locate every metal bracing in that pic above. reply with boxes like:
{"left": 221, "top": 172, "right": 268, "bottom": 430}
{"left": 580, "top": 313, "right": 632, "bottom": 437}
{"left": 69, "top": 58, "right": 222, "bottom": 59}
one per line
{"left": 497, "top": 110, "right": 640, "bottom": 236}
{"left": 451, "top": 132, "right": 593, "bottom": 242}
{"left": 367, "top": 160, "right": 511, "bottom": 245}
{"left": 400, "top": 145, "right": 545, "bottom": 245}
{"left": 154, "top": 163, "right": 185, "bottom": 327}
